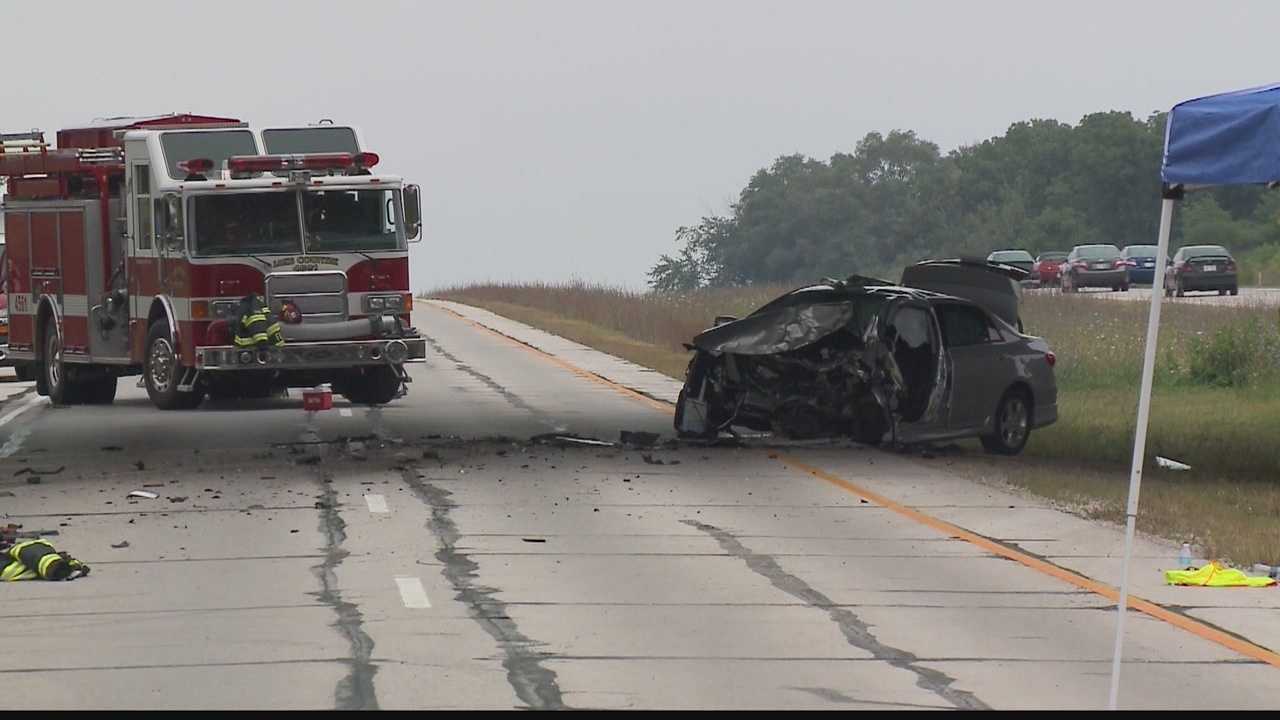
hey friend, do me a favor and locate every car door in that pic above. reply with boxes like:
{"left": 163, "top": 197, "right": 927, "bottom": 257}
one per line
{"left": 934, "top": 301, "right": 1005, "bottom": 432}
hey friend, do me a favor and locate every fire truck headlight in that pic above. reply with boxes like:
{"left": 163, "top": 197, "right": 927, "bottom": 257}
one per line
{"left": 211, "top": 301, "right": 239, "bottom": 319}
{"left": 364, "top": 294, "right": 406, "bottom": 313}
{"left": 367, "top": 296, "right": 386, "bottom": 311}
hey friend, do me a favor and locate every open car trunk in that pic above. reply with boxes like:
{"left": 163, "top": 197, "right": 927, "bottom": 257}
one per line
{"left": 900, "top": 259, "right": 1027, "bottom": 330}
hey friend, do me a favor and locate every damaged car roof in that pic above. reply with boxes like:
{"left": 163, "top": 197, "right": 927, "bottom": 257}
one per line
{"left": 691, "top": 260, "right": 1027, "bottom": 356}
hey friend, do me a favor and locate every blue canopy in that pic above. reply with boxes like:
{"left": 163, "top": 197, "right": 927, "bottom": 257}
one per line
{"left": 1162, "top": 82, "right": 1280, "bottom": 187}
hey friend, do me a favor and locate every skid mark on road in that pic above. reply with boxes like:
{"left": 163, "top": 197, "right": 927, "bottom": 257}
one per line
{"left": 685, "top": 519, "right": 989, "bottom": 710}
{"left": 405, "top": 471, "right": 566, "bottom": 710}
{"left": 313, "top": 471, "right": 379, "bottom": 710}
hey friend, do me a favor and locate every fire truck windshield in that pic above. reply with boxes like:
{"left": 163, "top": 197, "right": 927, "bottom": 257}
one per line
{"left": 302, "top": 188, "right": 402, "bottom": 252}
{"left": 191, "top": 191, "right": 303, "bottom": 256}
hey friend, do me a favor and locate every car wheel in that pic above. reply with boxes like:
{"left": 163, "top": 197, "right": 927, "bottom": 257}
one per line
{"left": 1175, "top": 279, "right": 1185, "bottom": 297}
{"left": 1230, "top": 286, "right": 1239, "bottom": 296}
{"left": 981, "top": 388, "right": 1031, "bottom": 456}
{"left": 1121, "top": 284, "right": 1130, "bottom": 292}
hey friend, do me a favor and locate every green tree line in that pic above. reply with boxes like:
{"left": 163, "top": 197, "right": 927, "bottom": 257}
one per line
{"left": 649, "top": 111, "right": 1280, "bottom": 290}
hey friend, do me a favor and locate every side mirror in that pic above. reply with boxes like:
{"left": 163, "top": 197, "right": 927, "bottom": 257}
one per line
{"left": 404, "top": 184, "right": 422, "bottom": 243}
{"left": 160, "top": 193, "right": 184, "bottom": 252}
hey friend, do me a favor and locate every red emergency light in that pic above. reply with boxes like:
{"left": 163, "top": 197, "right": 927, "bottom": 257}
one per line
{"left": 177, "top": 157, "right": 214, "bottom": 178}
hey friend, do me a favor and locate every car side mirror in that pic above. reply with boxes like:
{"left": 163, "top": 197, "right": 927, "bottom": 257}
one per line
{"left": 404, "top": 185, "right": 422, "bottom": 243}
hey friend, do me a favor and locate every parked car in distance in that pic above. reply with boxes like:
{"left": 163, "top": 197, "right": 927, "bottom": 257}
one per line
{"left": 1034, "top": 251, "right": 1068, "bottom": 286}
{"left": 1165, "top": 244, "right": 1238, "bottom": 297}
{"left": 1061, "top": 244, "right": 1128, "bottom": 292}
{"left": 1121, "top": 244, "right": 1159, "bottom": 285}
{"left": 674, "top": 259, "right": 1056, "bottom": 456}
{"left": 987, "top": 249, "right": 1035, "bottom": 278}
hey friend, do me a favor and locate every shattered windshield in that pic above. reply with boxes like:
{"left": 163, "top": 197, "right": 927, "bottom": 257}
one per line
{"left": 302, "top": 189, "right": 402, "bottom": 252}
{"left": 191, "top": 191, "right": 303, "bottom": 256}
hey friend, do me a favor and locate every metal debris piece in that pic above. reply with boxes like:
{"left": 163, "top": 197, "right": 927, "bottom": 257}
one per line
{"left": 127, "top": 490, "right": 158, "bottom": 500}
{"left": 1156, "top": 456, "right": 1191, "bottom": 471}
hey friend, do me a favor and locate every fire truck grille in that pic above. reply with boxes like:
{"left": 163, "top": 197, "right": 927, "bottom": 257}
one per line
{"left": 265, "top": 271, "right": 348, "bottom": 322}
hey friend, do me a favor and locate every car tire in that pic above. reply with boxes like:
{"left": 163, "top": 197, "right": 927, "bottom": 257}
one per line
{"left": 145, "top": 320, "right": 202, "bottom": 410}
{"left": 980, "top": 388, "right": 1031, "bottom": 456}
{"left": 1230, "top": 286, "right": 1239, "bottom": 296}
{"left": 1175, "top": 279, "right": 1185, "bottom": 297}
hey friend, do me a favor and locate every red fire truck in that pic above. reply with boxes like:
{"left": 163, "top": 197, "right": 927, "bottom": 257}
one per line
{"left": 0, "top": 114, "right": 426, "bottom": 409}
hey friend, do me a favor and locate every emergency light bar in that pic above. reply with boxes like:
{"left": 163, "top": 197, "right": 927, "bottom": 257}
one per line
{"left": 225, "top": 152, "right": 379, "bottom": 178}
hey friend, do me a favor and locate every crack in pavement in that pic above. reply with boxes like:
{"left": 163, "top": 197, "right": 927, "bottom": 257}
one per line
{"left": 406, "top": 471, "right": 567, "bottom": 710}
{"left": 684, "top": 519, "right": 990, "bottom": 711}
{"left": 312, "top": 472, "right": 379, "bottom": 710}
{"left": 423, "top": 334, "right": 561, "bottom": 430}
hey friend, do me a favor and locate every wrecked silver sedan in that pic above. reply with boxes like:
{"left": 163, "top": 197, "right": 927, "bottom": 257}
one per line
{"left": 674, "top": 260, "right": 1058, "bottom": 454}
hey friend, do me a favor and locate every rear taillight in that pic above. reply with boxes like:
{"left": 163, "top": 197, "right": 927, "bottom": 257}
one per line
{"left": 1045, "top": 351, "right": 1056, "bottom": 367}
{"left": 1227, "top": 261, "right": 1237, "bottom": 271}
{"left": 1114, "top": 259, "right": 1126, "bottom": 268}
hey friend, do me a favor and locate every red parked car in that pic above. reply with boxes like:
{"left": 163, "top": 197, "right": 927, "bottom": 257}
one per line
{"left": 1033, "top": 251, "right": 1068, "bottom": 286}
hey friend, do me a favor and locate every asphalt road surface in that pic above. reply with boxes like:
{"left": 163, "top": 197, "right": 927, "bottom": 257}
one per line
{"left": 1, "top": 304, "right": 1277, "bottom": 710}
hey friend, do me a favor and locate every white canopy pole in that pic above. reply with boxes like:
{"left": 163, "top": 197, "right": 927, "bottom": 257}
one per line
{"left": 1107, "top": 196, "right": 1176, "bottom": 710}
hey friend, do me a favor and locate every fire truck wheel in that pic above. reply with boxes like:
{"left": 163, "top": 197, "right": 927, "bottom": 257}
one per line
{"left": 343, "top": 365, "right": 402, "bottom": 405}
{"left": 82, "top": 376, "right": 118, "bottom": 405}
{"left": 42, "top": 323, "right": 75, "bottom": 405}
{"left": 145, "top": 320, "right": 202, "bottom": 410}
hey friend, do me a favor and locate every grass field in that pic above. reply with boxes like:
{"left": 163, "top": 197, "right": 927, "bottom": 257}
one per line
{"left": 431, "top": 280, "right": 1280, "bottom": 566}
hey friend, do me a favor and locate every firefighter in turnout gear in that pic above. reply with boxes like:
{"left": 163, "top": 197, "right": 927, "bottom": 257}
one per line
{"left": 1, "top": 527, "right": 90, "bottom": 581}
{"left": 233, "top": 294, "right": 285, "bottom": 349}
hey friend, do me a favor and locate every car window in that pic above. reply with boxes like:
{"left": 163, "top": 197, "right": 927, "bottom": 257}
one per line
{"left": 935, "top": 303, "right": 997, "bottom": 347}
{"left": 1076, "top": 245, "right": 1120, "bottom": 260}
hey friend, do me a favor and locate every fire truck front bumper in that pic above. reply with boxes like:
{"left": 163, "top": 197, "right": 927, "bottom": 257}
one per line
{"left": 196, "top": 338, "right": 428, "bottom": 370}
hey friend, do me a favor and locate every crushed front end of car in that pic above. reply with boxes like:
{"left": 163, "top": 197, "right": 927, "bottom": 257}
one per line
{"left": 674, "top": 276, "right": 947, "bottom": 445}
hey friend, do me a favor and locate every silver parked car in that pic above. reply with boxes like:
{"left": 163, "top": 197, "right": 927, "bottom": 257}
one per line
{"left": 674, "top": 259, "right": 1058, "bottom": 454}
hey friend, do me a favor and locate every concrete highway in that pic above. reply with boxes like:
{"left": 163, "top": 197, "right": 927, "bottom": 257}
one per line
{"left": 1, "top": 302, "right": 1277, "bottom": 709}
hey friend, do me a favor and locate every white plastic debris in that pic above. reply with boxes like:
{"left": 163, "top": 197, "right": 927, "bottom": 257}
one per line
{"left": 127, "top": 490, "right": 159, "bottom": 499}
{"left": 1156, "top": 456, "right": 1191, "bottom": 471}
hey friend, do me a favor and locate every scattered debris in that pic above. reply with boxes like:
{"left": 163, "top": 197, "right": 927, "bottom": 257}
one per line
{"left": 531, "top": 433, "right": 615, "bottom": 448}
{"left": 101, "top": 445, "right": 123, "bottom": 452}
{"left": 144, "top": 483, "right": 164, "bottom": 488}
{"left": 0, "top": 491, "right": 13, "bottom": 497}
{"left": 168, "top": 496, "right": 188, "bottom": 503}
{"left": 134, "top": 460, "right": 146, "bottom": 471}
{"left": 13, "top": 468, "right": 32, "bottom": 477}
{"left": 111, "top": 541, "right": 130, "bottom": 549}
{"left": 290, "top": 529, "right": 300, "bottom": 534}
{"left": 295, "top": 456, "right": 322, "bottom": 466}
{"left": 619, "top": 430, "right": 661, "bottom": 448}
{"left": 1156, "top": 456, "right": 1192, "bottom": 471}
{"left": 128, "top": 490, "right": 159, "bottom": 500}
{"left": 521, "top": 538, "right": 547, "bottom": 543}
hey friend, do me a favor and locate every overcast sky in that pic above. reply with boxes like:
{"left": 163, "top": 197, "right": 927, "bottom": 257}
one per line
{"left": 4, "top": 1, "right": 1278, "bottom": 290}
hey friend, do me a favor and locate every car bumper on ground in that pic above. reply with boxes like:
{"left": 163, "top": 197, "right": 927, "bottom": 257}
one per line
{"left": 196, "top": 338, "right": 428, "bottom": 370}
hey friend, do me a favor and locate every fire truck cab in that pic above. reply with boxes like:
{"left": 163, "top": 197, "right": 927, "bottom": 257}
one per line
{"left": 0, "top": 114, "right": 427, "bottom": 409}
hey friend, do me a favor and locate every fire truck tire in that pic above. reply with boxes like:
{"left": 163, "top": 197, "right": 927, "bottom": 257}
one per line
{"left": 144, "top": 320, "right": 202, "bottom": 410}
{"left": 42, "top": 323, "right": 76, "bottom": 405}
{"left": 81, "top": 376, "right": 118, "bottom": 405}
{"left": 343, "top": 365, "right": 402, "bottom": 405}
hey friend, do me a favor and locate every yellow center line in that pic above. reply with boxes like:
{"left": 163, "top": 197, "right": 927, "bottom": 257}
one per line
{"left": 436, "top": 301, "right": 1280, "bottom": 669}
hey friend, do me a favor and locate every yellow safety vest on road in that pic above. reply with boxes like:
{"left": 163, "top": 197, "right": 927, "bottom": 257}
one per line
{"left": 1165, "top": 561, "right": 1275, "bottom": 588}
{"left": 1, "top": 539, "right": 90, "bottom": 581}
